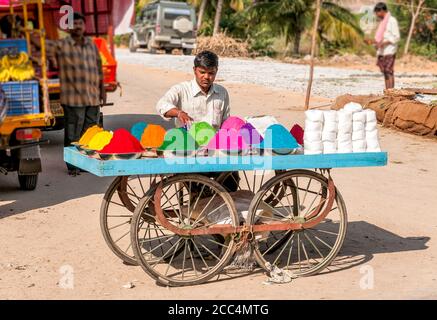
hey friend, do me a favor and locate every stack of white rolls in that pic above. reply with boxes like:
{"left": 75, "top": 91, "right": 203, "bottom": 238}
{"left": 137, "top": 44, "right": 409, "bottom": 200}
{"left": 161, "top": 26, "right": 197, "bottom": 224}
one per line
{"left": 365, "top": 109, "right": 381, "bottom": 152}
{"left": 304, "top": 110, "right": 324, "bottom": 155}
{"left": 322, "top": 110, "right": 338, "bottom": 154}
{"left": 337, "top": 109, "right": 353, "bottom": 153}
{"left": 352, "top": 111, "right": 367, "bottom": 153}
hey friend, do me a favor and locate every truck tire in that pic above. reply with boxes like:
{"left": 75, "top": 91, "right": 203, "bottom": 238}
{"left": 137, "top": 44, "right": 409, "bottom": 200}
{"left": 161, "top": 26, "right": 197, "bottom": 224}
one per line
{"left": 147, "top": 34, "right": 157, "bottom": 54}
{"left": 18, "top": 174, "right": 38, "bottom": 191}
{"left": 129, "top": 35, "right": 138, "bottom": 53}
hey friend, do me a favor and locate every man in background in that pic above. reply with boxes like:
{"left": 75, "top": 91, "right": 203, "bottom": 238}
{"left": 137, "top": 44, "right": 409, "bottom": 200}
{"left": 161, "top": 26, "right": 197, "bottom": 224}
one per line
{"left": 47, "top": 12, "right": 106, "bottom": 176}
{"left": 373, "top": 2, "right": 400, "bottom": 90}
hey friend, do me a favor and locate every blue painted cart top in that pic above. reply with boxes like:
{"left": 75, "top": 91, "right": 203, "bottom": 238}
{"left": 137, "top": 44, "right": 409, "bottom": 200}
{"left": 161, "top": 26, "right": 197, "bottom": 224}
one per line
{"left": 64, "top": 147, "right": 388, "bottom": 177}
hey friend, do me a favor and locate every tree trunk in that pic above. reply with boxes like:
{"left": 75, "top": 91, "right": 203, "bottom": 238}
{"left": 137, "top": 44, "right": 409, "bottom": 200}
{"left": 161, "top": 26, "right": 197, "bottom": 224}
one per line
{"left": 305, "top": 0, "right": 321, "bottom": 110}
{"left": 213, "top": 0, "right": 224, "bottom": 36}
{"left": 197, "top": 0, "right": 208, "bottom": 30}
{"left": 404, "top": 0, "right": 425, "bottom": 55}
{"left": 293, "top": 32, "right": 302, "bottom": 55}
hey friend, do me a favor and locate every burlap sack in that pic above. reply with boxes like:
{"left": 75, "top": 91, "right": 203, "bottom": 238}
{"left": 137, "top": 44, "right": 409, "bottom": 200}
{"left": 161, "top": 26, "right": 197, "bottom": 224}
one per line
{"left": 389, "top": 100, "right": 437, "bottom": 136}
{"left": 331, "top": 94, "right": 377, "bottom": 111}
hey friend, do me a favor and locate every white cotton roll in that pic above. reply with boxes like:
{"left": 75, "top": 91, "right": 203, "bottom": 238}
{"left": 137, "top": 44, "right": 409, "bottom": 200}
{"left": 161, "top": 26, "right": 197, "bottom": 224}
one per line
{"left": 353, "top": 140, "right": 367, "bottom": 152}
{"left": 344, "top": 102, "right": 363, "bottom": 113}
{"left": 305, "top": 120, "right": 323, "bottom": 132}
{"left": 337, "top": 142, "right": 353, "bottom": 154}
{"left": 323, "top": 110, "right": 338, "bottom": 123}
{"left": 352, "top": 111, "right": 367, "bottom": 123}
{"left": 304, "top": 141, "right": 323, "bottom": 151}
{"left": 338, "top": 109, "right": 353, "bottom": 123}
{"left": 304, "top": 130, "right": 322, "bottom": 142}
{"left": 366, "top": 121, "right": 377, "bottom": 132}
{"left": 365, "top": 109, "right": 377, "bottom": 122}
{"left": 353, "top": 121, "right": 365, "bottom": 131}
{"left": 305, "top": 149, "right": 323, "bottom": 155}
{"left": 366, "top": 129, "right": 379, "bottom": 141}
{"left": 337, "top": 132, "right": 352, "bottom": 143}
{"left": 352, "top": 130, "right": 366, "bottom": 141}
{"left": 323, "top": 121, "right": 338, "bottom": 133}
{"left": 323, "top": 141, "right": 337, "bottom": 154}
{"left": 305, "top": 110, "right": 324, "bottom": 122}
{"left": 322, "top": 131, "right": 337, "bottom": 142}
{"left": 366, "top": 138, "right": 381, "bottom": 150}
{"left": 367, "top": 147, "right": 382, "bottom": 153}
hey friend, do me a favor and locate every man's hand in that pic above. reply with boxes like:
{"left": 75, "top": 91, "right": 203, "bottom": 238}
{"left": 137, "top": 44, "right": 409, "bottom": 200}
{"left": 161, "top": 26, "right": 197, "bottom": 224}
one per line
{"left": 100, "top": 83, "right": 107, "bottom": 105}
{"left": 177, "top": 110, "right": 193, "bottom": 125}
{"left": 164, "top": 108, "right": 193, "bottom": 125}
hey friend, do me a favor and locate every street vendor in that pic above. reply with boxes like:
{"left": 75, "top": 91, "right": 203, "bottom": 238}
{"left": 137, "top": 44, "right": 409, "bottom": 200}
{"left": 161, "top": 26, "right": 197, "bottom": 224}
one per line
{"left": 156, "top": 50, "right": 230, "bottom": 130}
{"left": 156, "top": 51, "right": 239, "bottom": 191}
{"left": 46, "top": 12, "right": 106, "bottom": 176}
{"left": 373, "top": 2, "right": 400, "bottom": 90}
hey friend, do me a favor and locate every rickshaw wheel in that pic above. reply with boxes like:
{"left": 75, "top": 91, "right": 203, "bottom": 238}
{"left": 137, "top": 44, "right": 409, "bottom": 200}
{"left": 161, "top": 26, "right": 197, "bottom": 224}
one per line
{"left": 248, "top": 170, "right": 347, "bottom": 277}
{"left": 130, "top": 174, "right": 239, "bottom": 287}
{"left": 100, "top": 175, "right": 162, "bottom": 266}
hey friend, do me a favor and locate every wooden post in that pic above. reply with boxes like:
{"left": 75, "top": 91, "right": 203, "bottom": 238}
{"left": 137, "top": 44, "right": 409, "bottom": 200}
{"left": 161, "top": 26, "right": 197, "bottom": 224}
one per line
{"left": 304, "top": 0, "right": 322, "bottom": 110}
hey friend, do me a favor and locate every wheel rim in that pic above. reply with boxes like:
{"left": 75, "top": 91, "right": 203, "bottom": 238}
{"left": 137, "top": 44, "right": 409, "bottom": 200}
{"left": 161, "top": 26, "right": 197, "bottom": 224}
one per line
{"left": 248, "top": 170, "right": 347, "bottom": 277}
{"left": 131, "top": 174, "right": 239, "bottom": 286}
{"left": 100, "top": 175, "right": 162, "bottom": 265}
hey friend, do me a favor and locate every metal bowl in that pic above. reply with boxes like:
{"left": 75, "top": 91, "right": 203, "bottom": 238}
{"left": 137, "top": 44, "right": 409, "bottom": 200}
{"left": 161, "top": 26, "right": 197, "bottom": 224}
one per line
{"left": 98, "top": 152, "right": 142, "bottom": 161}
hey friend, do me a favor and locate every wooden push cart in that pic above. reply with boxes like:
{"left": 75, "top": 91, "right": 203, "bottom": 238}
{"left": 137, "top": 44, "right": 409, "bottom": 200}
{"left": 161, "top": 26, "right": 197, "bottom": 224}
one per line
{"left": 65, "top": 147, "right": 387, "bottom": 286}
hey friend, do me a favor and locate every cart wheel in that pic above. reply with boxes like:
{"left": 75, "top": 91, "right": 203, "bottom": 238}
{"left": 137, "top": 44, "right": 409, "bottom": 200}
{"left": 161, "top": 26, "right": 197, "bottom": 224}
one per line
{"left": 217, "top": 170, "right": 285, "bottom": 202}
{"left": 248, "top": 170, "right": 347, "bottom": 277}
{"left": 131, "top": 174, "right": 239, "bottom": 287}
{"left": 100, "top": 175, "right": 162, "bottom": 265}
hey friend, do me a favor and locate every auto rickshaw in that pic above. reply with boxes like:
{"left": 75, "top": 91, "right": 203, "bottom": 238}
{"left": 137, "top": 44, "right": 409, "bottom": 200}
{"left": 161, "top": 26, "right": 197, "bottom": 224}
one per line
{"left": 0, "top": 0, "right": 52, "bottom": 190}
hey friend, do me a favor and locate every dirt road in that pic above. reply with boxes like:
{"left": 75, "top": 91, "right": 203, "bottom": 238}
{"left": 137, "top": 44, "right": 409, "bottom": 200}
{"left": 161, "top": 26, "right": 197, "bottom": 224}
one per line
{"left": 1, "top": 62, "right": 437, "bottom": 300}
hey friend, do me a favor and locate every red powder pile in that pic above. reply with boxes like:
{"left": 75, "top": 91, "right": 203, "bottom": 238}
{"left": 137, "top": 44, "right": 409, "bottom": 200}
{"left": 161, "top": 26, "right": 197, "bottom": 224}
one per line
{"left": 100, "top": 128, "right": 144, "bottom": 153}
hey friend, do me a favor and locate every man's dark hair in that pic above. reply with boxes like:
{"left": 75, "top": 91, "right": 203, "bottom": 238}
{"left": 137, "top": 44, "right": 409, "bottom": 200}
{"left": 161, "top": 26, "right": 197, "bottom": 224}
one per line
{"left": 73, "top": 12, "right": 86, "bottom": 22}
{"left": 374, "top": 2, "right": 388, "bottom": 12}
{"left": 194, "top": 51, "right": 219, "bottom": 69}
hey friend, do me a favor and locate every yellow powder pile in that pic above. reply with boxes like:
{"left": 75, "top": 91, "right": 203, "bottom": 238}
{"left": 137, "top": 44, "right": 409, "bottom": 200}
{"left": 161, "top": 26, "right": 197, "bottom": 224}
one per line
{"left": 79, "top": 125, "right": 103, "bottom": 146}
{"left": 88, "top": 131, "right": 113, "bottom": 150}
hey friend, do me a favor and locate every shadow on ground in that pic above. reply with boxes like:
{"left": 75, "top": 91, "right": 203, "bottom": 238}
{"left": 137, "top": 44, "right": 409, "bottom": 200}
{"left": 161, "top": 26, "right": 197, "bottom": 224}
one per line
{"left": 320, "top": 220, "right": 429, "bottom": 275}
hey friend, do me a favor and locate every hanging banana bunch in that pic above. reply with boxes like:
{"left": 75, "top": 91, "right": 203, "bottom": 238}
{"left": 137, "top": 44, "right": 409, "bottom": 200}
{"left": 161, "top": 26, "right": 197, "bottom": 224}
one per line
{"left": 0, "top": 52, "right": 35, "bottom": 82}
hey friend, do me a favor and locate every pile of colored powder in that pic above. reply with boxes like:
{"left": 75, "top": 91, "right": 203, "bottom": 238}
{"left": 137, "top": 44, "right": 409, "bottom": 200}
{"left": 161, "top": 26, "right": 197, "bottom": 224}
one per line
{"left": 188, "top": 122, "right": 216, "bottom": 146}
{"left": 100, "top": 128, "right": 144, "bottom": 153}
{"left": 141, "top": 124, "right": 166, "bottom": 148}
{"left": 260, "top": 124, "right": 299, "bottom": 152}
{"left": 88, "top": 131, "right": 113, "bottom": 150}
{"left": 159, "top": 128, "right": 198, "bottom": 151}
{"left": 131, "top": 122, "right": 148, "bottom": 142}
{"left": 221, "top": 116, "right": 246, "bottom": 131}
{"left": 239, "top": 123, "right": 263, "bottom": 146}
{"left": 207, "top": 129, "right": 248, "bottom": 151}
{"left": 79, "top": 125, "right": 103, "bottom": 146}
{"left": 290, "top": 124, "right": 304, "bottom": 145}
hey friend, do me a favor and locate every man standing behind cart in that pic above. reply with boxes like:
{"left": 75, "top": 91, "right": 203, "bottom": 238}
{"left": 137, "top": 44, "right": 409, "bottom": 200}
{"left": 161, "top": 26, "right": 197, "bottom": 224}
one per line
{"left": 156, "top": 51, "right": 239, "bottom": 191}
{"left": 47, "top": 12, "right": 106, "bottom": 176}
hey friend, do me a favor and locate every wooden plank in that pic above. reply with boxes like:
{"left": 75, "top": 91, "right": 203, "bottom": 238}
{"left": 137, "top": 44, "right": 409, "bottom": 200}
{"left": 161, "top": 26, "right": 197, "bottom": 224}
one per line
{"left": 64, "top": 147, "right": 388, "bottom": 178}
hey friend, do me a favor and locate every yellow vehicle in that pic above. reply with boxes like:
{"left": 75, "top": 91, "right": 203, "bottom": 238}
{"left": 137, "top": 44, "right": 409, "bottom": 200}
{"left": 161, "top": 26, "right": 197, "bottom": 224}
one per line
{"left": 0, "top": 0, "right": 53, "bottom": 190}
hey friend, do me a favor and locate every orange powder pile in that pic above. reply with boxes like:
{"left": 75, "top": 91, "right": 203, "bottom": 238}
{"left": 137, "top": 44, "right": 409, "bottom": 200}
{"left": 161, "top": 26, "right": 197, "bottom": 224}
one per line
{"left": 140, "top": 124, "right": 166, "bottom": 148}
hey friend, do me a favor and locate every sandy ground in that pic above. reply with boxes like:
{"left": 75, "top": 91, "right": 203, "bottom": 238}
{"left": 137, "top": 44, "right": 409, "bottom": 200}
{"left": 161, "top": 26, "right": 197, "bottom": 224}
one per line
{"left": 1, "top": 63, "right": 437, "bottom": 300}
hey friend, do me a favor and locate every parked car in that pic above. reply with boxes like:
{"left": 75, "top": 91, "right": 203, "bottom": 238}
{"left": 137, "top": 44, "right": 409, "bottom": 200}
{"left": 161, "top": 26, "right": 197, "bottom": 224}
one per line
{"left": 130, "top": 0, "right": 197, "bottom": 55}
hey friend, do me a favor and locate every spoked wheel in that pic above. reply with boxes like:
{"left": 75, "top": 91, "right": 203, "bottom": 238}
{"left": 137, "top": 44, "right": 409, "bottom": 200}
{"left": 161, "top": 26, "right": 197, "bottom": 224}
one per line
{"left": 248, "top": 170, "right": 347, "bottom": 277}
{"left": 131, "top": 174, "right": 239, "bottom": 287}
{"left": 100, "top": 175, "right": 163, "bottom": 265}
{"left": 217, "top": 170, "right": 285, "bottom": 205}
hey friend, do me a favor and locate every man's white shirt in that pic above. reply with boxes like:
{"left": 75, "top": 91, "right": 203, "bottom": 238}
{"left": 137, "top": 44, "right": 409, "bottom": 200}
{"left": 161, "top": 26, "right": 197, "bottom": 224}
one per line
{"left": 156, "top": 80, "right": 230, "bottom": 129}
{"left": 377, "top": 15, "right": 401, "bottom": 56}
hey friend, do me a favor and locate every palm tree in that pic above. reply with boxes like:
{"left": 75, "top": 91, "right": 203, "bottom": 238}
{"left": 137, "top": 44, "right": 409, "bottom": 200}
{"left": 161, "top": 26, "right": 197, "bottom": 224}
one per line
{"left": 213, "top": 0, "right": 245, "bottom": 36}
{"left": 251, "top": 0, "right": 363, "bottom": 55}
